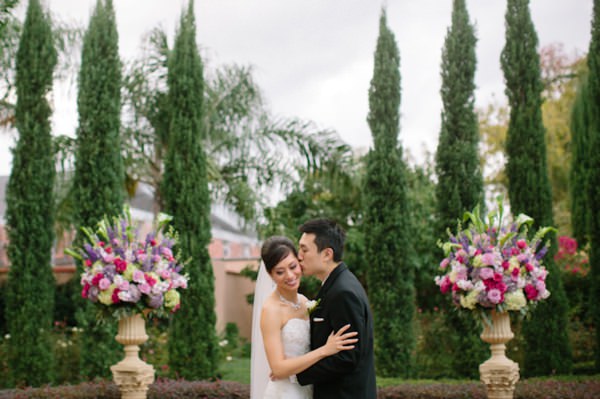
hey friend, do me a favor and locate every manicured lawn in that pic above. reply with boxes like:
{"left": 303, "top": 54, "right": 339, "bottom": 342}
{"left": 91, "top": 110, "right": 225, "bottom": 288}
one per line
{"left": 218, "top": 357, "right": 250, "bottom": 384}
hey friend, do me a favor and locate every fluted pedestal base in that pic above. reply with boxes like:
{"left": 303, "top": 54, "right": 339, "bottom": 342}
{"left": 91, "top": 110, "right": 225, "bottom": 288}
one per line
{"left": 479, "top": 311, "right": 520, "bottom": 399}
{"left": 110, "top": 314, "right": 155, "bottom": 399}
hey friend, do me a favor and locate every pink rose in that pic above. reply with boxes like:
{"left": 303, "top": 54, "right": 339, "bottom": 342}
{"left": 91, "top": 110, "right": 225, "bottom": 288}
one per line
{"left": 535, "top": 280, "right": 546, "bottom": 292}
{"left": 516, "top": 239, "right": 527, "bottom": 249}
{"left": 99, "top": 278, "right": 111, "bottom": 290}
{"left": 487, "top": 289, "right": 503, "bottom": 304}
{"left": 114, "top": 258, "right": 127, "bottom": 273}
{"left": 440, "top": 276, "right": 452, "bottom": 294}
{"left": 139, "top": 283, "right": 151, "bottom": 295}
{"left": 133, "top": 270, "right": 145, "bottom": 284}
{"left": 479, "top": 267, "right": 494, "bottom": 280}
{"left": 82, "top": 283, "right": 90, "bottom": 298}
{"left": 112, "top": 288, "right": 121, "bottom": 304}
{"left": 440, "top": 258, "right": 450, "bottom": 269}
{"left": 525, "top": 263, "right": 534, "bottom": 272}
{"left": 91, "top": 273, "right": 104, "bottom": 286}
{"left": 144, "top": 274, "right": 157, "bottom": 287}
{"left": 525, "top": 284, "right": 538, "bottom": 300}
{"left": 481, "top": 253, "right": 496, "bottom": 266}
{"left": 493, "top": 273, "right": 504, "bottom": 283}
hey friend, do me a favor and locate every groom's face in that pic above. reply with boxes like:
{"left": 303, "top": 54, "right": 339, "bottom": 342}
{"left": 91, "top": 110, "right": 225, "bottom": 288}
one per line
{"left": 298, "top": 233, "right": 325, "bottom": 279}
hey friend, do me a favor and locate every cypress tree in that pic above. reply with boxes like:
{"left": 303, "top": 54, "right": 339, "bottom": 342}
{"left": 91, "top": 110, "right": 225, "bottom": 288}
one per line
{"left": 364, "top": 9, "right": 414, "bottom": 377}
{"left": 434, "top": 0, "right": 486, "bottom": 378}
{"left": 72, "top": 0, "right": 124, "bottom": 378}
{"left": 586, "top": 0, "right": 600, "bottom": 372}
{"left": 4, "top": 0, "right": 57, "bottom": 386}
{"left": 570, "top": 72, "right": 591, "bottom": 247}
{"left": 163, "top": 1, "right": 218, "bottom": 379}
{"left": 501, "top": 0, "right": 572, "bottom": 376}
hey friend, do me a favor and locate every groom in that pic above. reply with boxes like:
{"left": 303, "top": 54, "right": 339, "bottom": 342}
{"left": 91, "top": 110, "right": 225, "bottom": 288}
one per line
{"left": 296, "top": 218, "right": 377, "bottom": 399}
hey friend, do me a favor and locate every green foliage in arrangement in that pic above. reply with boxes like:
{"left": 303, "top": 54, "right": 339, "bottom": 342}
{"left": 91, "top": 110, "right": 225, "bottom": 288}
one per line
{"left": 586, "top": 0, "right": 600, "bottom": 373}
{"left": 162, "top": 1, "right": 218, "bottom": 379}
{"left": 4, "top": 0, "right": 57, "bottom": 387}
{"left": 434, "top": 0, "right": 487, "bottom": 378}
{"left": 364, "top": 9, "right": 415, "bottom": 378}
{"left": 501, "top": 0, "right": 572, "bottom": 376}
{"left": 70, "top": 0, "right": 125, "bottom": 379}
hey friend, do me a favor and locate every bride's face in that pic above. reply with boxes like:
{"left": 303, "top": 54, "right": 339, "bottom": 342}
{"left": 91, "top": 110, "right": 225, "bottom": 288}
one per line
{"left": 269, "top": 253, "right": 302, "bottom": 292}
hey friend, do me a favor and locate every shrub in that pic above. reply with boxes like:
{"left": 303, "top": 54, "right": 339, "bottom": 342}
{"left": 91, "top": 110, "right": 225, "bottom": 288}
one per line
{"left": 377, "top": 378, "right": 600, "bottom": 399}
{"left": 0, "top": 379, "right": 249, "bottom": 399}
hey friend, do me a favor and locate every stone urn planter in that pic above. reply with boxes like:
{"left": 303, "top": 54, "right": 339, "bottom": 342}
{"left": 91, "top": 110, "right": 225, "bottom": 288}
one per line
{"left": 110, "top": 313, "right": 155, "bottom": 399}
{"left": 479, "top": 310, "right": 520, "bottom": 399}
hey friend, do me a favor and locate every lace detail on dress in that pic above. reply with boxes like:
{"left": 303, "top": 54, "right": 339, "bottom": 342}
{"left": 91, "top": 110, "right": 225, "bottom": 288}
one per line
{"left": 263, "top": 318, "right": 313, "bottom": 399}
{"left": 281, "top": 318, "right": 311, "bottom": 359}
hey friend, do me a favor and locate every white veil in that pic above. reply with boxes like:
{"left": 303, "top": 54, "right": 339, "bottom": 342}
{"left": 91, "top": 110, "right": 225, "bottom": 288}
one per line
{"left": 250, "top": 262, "right": 275, "bottom": 399}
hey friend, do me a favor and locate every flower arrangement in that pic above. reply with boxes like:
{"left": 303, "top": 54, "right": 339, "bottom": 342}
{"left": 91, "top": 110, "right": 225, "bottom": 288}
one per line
{"left": 554, "top": 235, "right": 589, "bottom": 277}
{"left": 434, "top": 198, "right": 554, "bottom": 318}
{"left": 66, "top": 207, "right": 189, "bottom": 321}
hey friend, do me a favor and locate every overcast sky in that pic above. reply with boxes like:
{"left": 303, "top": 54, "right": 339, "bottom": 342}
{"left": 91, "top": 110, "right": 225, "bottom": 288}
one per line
{"left": 0, "top": 0, "right": 593, "bottom": 176}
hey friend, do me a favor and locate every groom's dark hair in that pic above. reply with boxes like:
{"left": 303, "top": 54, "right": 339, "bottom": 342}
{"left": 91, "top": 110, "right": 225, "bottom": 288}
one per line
{"left": 299, "top": 218, "right": 345, "bottom": 262}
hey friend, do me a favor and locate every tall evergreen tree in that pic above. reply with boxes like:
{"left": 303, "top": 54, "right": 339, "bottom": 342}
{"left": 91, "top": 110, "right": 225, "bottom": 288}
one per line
{"left": 570, "top": 71, "right": 591, "bottom": 247}
{"left": 4, "top": 0, "right": 57, "bottom": 386}
{"left": 434, "top": 0, "right": 486, "bottom": 378}
{"left": 163, "top": 1, "right": 218, "bottom": 379}
{"left": 364, "top": 9, "right": 414, "bottom": 377}
{"left": 586, "top": 0, "right": 600, "bottom": 372}
{"left": 501, "top": 0, "right": 572, "bottom": 376}
{"left": 72, "top": 0, "right": 124, "bottom": 378}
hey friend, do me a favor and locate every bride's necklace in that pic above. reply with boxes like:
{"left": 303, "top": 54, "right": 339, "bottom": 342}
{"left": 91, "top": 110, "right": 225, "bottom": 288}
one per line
{"left": 277, "top": 291, "right": 301, "bottom": 310}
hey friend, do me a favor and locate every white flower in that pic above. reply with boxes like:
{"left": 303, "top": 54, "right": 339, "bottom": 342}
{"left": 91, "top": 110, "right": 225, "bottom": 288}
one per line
{"left": 456, "top": 279, "right": 473, "bottom": 291}
{"left": 306, "top": 299, "right": 321, "bottom": 315}
{"left": 4, "top": 334, "right": 10, "bottom": 340}
{"left": 219, "top": 339, "right": 229, "bottom": 347}
{"left": 226, "top": 356, "right": 233, "bottom": 361}
{"left": 504, "top": 290, "right": 527, "bottom": 311}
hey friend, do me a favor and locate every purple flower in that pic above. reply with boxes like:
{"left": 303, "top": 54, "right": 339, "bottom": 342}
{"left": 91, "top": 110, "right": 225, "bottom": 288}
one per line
{"left": 536, "top": 246, "right": 548, "bottom": 260}
{"left": 84, "top": 243, "right": 100, "bottom": 262}
{"left": 147, "top": 294, "right": 164, "bottom": 309}
{"left": 88, "top": 286, "right": 99, "bottom": 302}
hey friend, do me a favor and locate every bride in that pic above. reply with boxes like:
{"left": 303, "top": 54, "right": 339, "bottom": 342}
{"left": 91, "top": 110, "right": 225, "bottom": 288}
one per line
{"left": 250, "top": 236, "right": 357, "bottom": 399}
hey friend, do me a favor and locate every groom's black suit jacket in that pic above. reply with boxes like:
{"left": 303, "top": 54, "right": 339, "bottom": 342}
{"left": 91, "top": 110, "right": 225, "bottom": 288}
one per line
{"left": 297, "top": 263, "right": 377, "bottom": 399}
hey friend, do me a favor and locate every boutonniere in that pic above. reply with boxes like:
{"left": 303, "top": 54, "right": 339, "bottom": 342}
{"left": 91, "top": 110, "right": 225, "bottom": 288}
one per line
{"left": 306, "top": 299, "right": 321, "bottom": 315}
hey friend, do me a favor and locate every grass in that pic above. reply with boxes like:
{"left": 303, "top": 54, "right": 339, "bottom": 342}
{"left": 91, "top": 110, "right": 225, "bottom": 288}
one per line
{"left": 218, "top": 357, "right": 250, "bottom": 384}
{"left": 217, "top": 357, "right": 600, "bottom": 389}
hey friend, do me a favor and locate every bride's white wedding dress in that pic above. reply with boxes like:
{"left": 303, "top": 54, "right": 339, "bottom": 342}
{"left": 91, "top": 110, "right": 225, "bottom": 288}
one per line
{"left": 263, "top": 318, "right": 313, "bottom": 399}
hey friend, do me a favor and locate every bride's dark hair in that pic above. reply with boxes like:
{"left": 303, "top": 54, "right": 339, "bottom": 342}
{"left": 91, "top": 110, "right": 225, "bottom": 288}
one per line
{"left": 261, "top": 236, "right": 298, "bottom": 273}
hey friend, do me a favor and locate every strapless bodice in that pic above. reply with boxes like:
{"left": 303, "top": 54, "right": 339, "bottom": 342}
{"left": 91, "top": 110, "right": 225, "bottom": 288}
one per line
{"left": 263, "top": 318, "right": 312, "bottom": 399}
{"left": 281, "top": 318, "right": 311, "bottom": 359}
